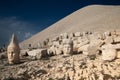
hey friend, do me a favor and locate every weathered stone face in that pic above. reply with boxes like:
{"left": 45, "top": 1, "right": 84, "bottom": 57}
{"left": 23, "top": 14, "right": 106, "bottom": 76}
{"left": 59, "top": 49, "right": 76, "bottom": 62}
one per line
{"left": 7, "top": 34, "right": 20, "bottom": 64}
{"left": 7, "top": 46, "right": 20, "bottom": 64}
{"left": 62, "top": 39, "right": 73, "bottom": 55}
{"left": 63, "top": 44, "right": 72, "bottom": 55}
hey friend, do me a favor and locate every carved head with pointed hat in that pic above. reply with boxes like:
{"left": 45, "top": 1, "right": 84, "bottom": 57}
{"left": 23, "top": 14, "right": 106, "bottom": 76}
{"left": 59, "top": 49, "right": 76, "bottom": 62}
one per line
{"left": 7, "top": 33, "right": 20, "bottom": 64}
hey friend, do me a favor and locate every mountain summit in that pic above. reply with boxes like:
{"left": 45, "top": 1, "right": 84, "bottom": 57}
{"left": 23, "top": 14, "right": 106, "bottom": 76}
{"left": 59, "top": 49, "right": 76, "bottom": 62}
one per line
{"left": 20, "top": 5, "right": 120, "bottom": 48}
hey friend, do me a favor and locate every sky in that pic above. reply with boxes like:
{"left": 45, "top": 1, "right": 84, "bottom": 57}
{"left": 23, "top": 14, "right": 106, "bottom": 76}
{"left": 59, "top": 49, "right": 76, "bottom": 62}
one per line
{"left": 0, "top": 0, "right": 120, "bottom": 47}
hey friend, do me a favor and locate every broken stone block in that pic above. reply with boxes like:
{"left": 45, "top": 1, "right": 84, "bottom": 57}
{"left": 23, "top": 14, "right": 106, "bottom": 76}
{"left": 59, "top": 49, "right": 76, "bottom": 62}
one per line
{"left": 78, "top": 44, "right": 89, "bottom": 55}
{"left": 27, "top": 49, "right": 48, "bottom": 59}
{"left": 74, "top": 32, "right": 81, "bottom": 37}
{"left": 47, "top": 46, "right": 56, "bottom": 56}
{"left": 104, "top": 31, "right": 111, "bottom": 37}
{"left": 101, "top": 44, "right": 117, "bottom": 61}
{"left": 69, "top": 33, "right": 75, "bottom": 39}
{"left": 116, "top": 51, "right": 120, "bottom": 59}
{"left": 114, "top": 36, "right": 120, "bottom": 43}
{"left": 61, "top": 33, "right": 69, "bottom": 39}
{"left": 62, "top": 39, "right": 73, "bottom": 45}
{"left": 104, "top": 36, "right": 114, "bottom": 44}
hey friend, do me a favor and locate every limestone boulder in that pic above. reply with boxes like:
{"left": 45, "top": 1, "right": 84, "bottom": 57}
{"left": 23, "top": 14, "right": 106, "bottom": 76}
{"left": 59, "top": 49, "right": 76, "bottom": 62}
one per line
{"left": 104, "top": 36, "right": 113, "bottom": 44}
{"left": 87, "top": 45, "right": 99, "bottom": 59}
{"left": 87, "top": 40, "right": 104, "bottom": 58}
{"left": 114, "top": 36, "right": 120, "bottom": 43}
{"left": 116, "top": 51, "right": 120, "bottom": 58}
{"left": 47, "top": 42, "right": 63, "bottom": 56}
{"left": 47, "top": 46, "right": 56, "bottom": 56}
{"left": 73, "top": 37, "right": 89, "bottom": 53}
{"left": 74, "top": 32, "right": 81, "bottom": 37}
{"left": 27, "top": 49, "right": 48, "bottom": 59}
{"left": 78, "top": 44, "right": 89, "bottom": 55}
{"left": 50, "top": 41, "right": 60, "bottom": 55}
{"left": 104, "top": 31, "right": 111, "bottom": 37}
{"left": 73, "top": 39, "right": 79, "bottom": 51}
{"left": 52, "top": 41, "right": 60, "bottom": 47}
{"left": 61, "top": 33, "right": 68, "bottom": 39}
{"left": 55, "top": 45, "right": 63, "bottom": 55}
{"left": 96, "top": 33, "right": 105, "bottom": 40}
{"left": 69, "top": 33, "right": 75, "bottom": 39}
{"left": 101, "top": 44, "right": 117, "bottom": 61}
{"left": 62, "top": 39, "right": 73, "bottom": 45}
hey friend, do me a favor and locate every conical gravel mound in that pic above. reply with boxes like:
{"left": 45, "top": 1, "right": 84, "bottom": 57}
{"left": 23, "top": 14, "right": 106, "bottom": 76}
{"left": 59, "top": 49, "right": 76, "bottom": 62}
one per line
{"left": 20, "top": 5, "right": 120, "bottom": 48}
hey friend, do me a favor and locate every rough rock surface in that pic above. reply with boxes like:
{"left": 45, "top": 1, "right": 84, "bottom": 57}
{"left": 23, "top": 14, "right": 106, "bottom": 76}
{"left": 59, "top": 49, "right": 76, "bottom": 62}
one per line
{"left": 2, "top": 30, "right": 120, "bottom": 80}
{"left": 1, "top": 54, "right": 120, "bottom": 80}
{"left": 101, "top": 44, "right": 117, "bottom": 61}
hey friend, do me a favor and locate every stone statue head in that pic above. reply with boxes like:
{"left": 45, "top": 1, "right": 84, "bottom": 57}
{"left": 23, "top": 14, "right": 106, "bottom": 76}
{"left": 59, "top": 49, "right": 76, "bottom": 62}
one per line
{"left": 62, "top": 39, "right": 73, "bottom": 55}
{"left": 63, "top": 44, "right": 72, "bottom": 55}
{"left": 7, "top": 34, "right": 20, "bottom": 64}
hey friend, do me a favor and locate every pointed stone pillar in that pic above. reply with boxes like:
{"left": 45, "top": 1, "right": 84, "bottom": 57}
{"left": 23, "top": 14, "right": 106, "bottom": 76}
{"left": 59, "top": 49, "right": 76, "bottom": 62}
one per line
{"left": 7, "top": 34, "right": 20, "bottom": 64}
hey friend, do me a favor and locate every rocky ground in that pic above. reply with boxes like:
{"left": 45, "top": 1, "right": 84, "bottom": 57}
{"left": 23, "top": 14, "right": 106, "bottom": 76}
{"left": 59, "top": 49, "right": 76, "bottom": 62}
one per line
{"left": 0, "top": 53, "right": 120, "bottom": 80}
{"left": 1, "top": 30, "right": 120, "bottom": 80}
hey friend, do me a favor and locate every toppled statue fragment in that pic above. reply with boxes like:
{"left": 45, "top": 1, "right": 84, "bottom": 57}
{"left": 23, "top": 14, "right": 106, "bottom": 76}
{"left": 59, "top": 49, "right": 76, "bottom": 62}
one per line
{"left": 7, "top": 34, "right": 20, "bottom": 64}
{"left": 62, "top": 39, "right": 73, "bottom": 55}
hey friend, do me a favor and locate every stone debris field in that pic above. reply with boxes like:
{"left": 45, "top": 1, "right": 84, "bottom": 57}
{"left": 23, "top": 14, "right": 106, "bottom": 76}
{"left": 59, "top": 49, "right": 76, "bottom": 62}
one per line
{"left": 0, "top": 30, "right": 120, "bottom": 80}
